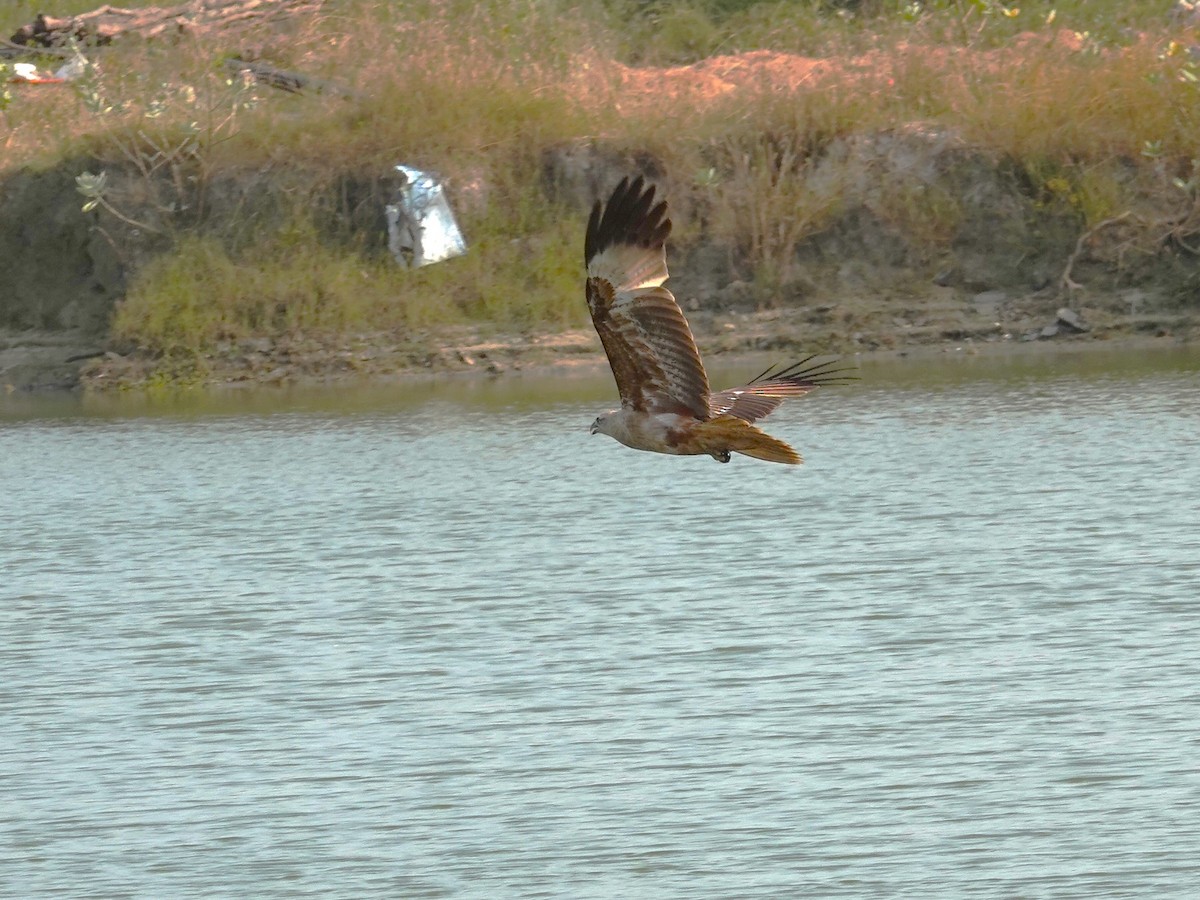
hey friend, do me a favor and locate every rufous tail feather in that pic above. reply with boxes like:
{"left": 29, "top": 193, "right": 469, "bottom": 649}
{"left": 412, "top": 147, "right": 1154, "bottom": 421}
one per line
{"left": 702, "top": 415, "right": 803, "bottom": 465}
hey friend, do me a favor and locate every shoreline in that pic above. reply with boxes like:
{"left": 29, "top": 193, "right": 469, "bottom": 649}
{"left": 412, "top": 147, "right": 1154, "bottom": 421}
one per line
{"left": 4, "top": 283, "right": 1196, "bottom": 395}
{"left": 52, "top": 318, "right": 1200, "bottom": 397}
{"left": 3, "top": 326, "right": 1195, "bottom": 399}
{"left": 79, "top": 285, "right": 1200, "bottom": 392}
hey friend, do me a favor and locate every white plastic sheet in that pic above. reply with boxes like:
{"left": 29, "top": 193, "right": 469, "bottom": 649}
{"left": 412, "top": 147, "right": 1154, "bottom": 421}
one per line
{"left": 386, "top": 165, "right": 467, "bottom": 268}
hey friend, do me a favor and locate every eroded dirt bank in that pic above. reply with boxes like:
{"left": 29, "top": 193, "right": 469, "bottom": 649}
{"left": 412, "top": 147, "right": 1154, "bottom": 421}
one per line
{"left": 4, "top": 46, "right": 1200, "bottom": 391}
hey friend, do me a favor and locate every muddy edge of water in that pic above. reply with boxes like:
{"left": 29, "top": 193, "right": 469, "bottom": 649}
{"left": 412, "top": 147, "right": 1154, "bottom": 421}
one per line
{"left": 2, "top": 300, "right": 1196, "bottom": 394}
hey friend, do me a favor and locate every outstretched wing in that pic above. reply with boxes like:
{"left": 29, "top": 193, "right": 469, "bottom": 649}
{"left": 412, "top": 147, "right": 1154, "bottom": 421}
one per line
{"left": 584, "top": 176, "right": 710, "bottom": 419}
{"left": 710, "top": 357, "right": 857, "bottom": 423}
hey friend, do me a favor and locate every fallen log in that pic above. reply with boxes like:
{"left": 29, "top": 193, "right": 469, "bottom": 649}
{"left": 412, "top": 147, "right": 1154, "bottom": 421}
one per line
{"left": 5, "top": 0, "right": 323, "bottom": 52}
{"left": 223, "top": 57, "right": 354, "bottom": 96}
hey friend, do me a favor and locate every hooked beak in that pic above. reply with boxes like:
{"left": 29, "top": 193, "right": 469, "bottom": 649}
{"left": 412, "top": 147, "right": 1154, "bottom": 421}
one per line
{"left": 589, "top": 422, "right": 598, "bottom": 435}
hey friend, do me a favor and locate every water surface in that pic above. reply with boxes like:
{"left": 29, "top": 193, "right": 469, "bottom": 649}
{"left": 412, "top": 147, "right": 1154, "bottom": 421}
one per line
{"left": 3, "top": 347, "right": 1200, "bottom": 897}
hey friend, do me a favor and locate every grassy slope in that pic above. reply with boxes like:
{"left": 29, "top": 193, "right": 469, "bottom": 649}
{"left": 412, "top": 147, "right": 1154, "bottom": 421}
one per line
{"left": 3, "top": 0, "right": 1198, "bottom": 371}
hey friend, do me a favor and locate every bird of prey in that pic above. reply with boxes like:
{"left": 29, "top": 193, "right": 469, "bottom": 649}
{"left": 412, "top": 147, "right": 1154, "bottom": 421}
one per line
{"left": 585, "top": 175, "right": 850, "bottom": 464}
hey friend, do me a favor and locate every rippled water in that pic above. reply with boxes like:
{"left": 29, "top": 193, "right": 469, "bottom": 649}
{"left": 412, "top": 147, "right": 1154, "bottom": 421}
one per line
{"left": 3, "top": 348, "right": 1200, "bottom": 897}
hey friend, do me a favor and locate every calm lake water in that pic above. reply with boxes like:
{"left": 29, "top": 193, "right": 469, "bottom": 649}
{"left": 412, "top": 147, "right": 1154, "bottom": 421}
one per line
{"left": 3, "top": 346, "right": 1200, "bottom": 898}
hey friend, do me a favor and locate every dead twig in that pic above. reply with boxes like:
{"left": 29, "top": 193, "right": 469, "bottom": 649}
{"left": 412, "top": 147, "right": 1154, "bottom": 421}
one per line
{"left": 1060, "top": 211, "right": 1132, "bottom": 295}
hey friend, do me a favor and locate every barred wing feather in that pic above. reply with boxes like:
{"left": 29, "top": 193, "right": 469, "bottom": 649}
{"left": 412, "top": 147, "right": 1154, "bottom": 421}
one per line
{"left": 709, "top": 357, "right": 857, "bottom": 423}
{"left": 584, "top": 176, "right": 710, "bottom": 419}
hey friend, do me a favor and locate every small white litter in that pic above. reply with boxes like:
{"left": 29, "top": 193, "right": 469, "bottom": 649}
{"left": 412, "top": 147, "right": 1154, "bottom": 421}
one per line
{"left": 53, "top": 55, "right": 88, "bottom": 82}
{"left": 7, "top": 57, "right": 84, "bottom": 84}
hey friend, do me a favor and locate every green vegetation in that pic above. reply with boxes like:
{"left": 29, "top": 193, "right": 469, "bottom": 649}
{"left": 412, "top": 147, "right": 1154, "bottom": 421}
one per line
{"left": 3, "top": 0, "right": 1198, "bottom": 366}
{"left": 113, "top": 206, "right": 582, "bottom": 356}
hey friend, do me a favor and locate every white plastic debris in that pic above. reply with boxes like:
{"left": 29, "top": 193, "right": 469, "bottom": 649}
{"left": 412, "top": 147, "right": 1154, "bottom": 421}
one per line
{"left": 11, "top": 63, "right": 43, "bottom": 82}
{"left": 53, "top": 55, "right": 88, "bottom": 82}
{"left": 8, "top": 59, "right": 82, "bottom": 85}
{"left": 386, "top": 165, "right": 467, "bottom": 268}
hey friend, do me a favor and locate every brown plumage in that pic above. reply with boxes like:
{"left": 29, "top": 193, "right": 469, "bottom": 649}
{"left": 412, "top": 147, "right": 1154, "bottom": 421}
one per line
{"left": 585, "top": 175, "right": 852, "bottom": 464}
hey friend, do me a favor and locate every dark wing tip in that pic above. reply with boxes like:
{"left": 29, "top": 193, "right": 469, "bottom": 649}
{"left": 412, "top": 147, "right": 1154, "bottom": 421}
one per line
{"left": 749, "top": 356, "right": 860, "bottom": 388}
{"left": 584, "top": 174, "right": 673, "bottom": 268}
{"left": 584, "top": 200, "right": 603, "bottom": 267}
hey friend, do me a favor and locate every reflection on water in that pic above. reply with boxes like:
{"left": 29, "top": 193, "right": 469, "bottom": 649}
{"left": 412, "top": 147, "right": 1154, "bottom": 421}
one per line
{"left": 3, "top": 347, "right": 1199, "bottom": 897}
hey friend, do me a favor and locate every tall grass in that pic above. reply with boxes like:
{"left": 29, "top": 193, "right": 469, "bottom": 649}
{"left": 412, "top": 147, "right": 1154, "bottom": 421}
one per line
{"left": 112, "top": 194, "right": 586, "bottom": 357}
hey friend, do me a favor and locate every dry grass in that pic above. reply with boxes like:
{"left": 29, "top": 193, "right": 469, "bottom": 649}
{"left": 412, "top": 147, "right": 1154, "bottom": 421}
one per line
{"left": 4, "top": 0, "right": 1200, "bottom": 359}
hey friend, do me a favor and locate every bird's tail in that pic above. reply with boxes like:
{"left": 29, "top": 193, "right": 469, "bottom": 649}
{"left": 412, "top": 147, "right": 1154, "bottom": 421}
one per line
{"left": 700, "top": 415, "right": 803, "bottom": 465}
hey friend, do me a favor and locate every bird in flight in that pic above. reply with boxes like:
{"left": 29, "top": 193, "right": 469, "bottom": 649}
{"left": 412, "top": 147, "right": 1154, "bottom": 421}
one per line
{"left": 585, "top": 175, "right": 851, "bottom": 464}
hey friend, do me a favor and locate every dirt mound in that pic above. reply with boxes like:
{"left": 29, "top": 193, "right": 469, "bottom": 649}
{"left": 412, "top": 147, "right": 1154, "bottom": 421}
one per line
{"left": 613, "top": 49, "right": 836, "bottom": 101}
{"left": 606, "top": 31, "right": 1089, "bottom": 106}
